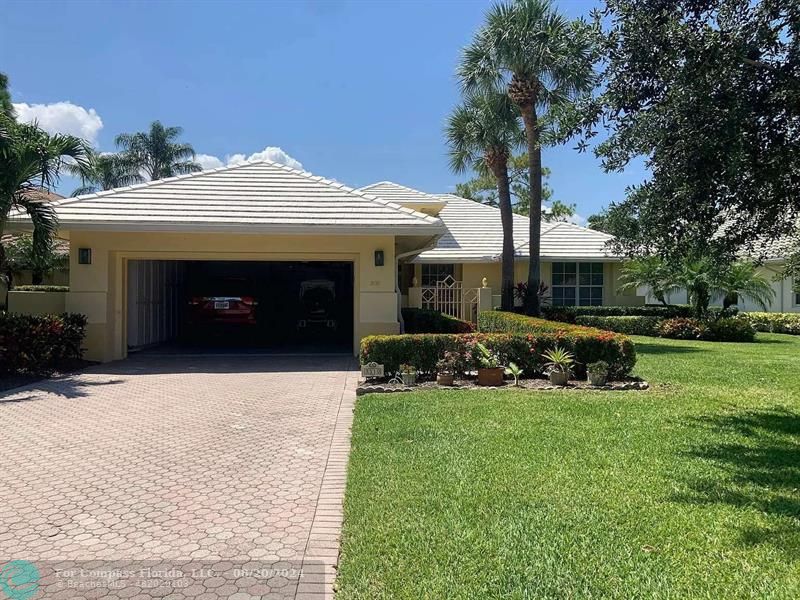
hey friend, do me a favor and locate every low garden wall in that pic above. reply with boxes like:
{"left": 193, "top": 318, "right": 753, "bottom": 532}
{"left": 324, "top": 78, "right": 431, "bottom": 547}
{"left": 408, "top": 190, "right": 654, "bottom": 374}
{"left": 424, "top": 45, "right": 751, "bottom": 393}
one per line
{"left": 0, "top": 313, "right": 87, "bottom": 375}
{"left": 7, "top": 288, "right": 68, "bottom": 316}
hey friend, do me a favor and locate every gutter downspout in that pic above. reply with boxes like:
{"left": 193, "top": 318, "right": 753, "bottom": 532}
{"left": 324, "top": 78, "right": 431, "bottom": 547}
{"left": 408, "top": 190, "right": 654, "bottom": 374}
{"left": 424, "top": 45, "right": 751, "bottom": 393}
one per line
{"left": 396, "top": 235, "right": 440, "bottom": 333}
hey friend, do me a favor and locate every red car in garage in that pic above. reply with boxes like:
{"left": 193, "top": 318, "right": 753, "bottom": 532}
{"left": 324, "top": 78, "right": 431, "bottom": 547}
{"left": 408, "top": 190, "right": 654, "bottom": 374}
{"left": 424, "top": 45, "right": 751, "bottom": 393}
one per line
{"left": 188, "top": 278, "right": 258, "bottom": 326}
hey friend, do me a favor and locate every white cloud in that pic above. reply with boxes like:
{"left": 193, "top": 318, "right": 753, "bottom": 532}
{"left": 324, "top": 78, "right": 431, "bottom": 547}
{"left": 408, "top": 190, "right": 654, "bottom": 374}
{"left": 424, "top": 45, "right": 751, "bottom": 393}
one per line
{"left": 13, "top": 101, "right": 104, "bottom": 144}
{"left": 194, "top": 153, "right": 225, "bottom": 170}
{"left": 197, "top": 146, "right": 303, "bottom": 171}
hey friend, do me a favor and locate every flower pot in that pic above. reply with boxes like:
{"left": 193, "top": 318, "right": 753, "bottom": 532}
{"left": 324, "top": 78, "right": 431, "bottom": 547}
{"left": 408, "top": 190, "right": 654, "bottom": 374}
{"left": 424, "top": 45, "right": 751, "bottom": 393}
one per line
{"left": 588, "top": 373, "right": 607, "bottom": 387}
{"left": 401, "top": 372, "right": 417, "bottom": 386}
{"left": 436, "top": 373, "right": 454, "bottom": 386}
{"left": 477, "top": 367, "right": 504, "bottom": 386}
{"left": 548, "top": 370, "right": 569, "bottom": 386}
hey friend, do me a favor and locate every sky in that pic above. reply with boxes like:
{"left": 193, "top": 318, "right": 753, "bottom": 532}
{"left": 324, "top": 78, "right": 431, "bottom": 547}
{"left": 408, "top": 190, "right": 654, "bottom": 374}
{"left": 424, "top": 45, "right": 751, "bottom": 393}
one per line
{"left": 1, "top": 0, "right": 648, "bottom": 223}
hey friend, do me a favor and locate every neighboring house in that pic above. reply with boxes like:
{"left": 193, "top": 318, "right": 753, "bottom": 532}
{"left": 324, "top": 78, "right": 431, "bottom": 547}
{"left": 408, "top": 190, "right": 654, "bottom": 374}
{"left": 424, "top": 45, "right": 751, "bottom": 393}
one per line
{"left": 8, "top": 161, "right": 795, "bottom": 362}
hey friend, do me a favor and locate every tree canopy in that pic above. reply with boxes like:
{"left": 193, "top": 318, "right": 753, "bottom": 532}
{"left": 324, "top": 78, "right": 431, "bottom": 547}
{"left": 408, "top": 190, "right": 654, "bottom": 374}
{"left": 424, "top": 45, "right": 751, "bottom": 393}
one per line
{"left": 570, "top": 0, "right": 799, "bottom": 263}
{"left": 115, "top": 121, "right": 201, "bottom": 181}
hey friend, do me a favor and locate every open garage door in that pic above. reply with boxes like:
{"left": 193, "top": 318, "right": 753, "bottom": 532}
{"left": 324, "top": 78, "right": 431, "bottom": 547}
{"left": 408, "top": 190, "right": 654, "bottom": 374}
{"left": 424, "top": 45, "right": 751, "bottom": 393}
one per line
{"left": 127, "top": 260, "right": 354, "bottom": 353}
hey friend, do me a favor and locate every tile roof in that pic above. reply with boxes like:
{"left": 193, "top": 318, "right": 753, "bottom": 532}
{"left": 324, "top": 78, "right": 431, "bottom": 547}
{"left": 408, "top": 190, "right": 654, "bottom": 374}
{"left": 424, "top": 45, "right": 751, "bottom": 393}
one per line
{"left": 9, "top": 161, "right": 442, "bottom": 235}
{"left": 357, "top": 183, "right": 617, "bottom": 262}
{"left": 357, "top": 181, "right": 446, "bottom": 207}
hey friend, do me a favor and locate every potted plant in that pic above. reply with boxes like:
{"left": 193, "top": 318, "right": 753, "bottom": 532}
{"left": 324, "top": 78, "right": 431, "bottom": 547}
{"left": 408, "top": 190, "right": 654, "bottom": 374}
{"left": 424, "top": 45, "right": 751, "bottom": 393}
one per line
{"left": 399, "top": 364, "right": 417, "bottom": 386}
{"left": 474, "top": 342, "right": 504, "bottom": 386}
{"left": 542, "top": 346, "right": 574, "bottom": 386}
{"left": 436, "top": 352, "right": 458, "bottom": 386}
{"left": 587, "top": 360, "right": 609, "bottom": 386}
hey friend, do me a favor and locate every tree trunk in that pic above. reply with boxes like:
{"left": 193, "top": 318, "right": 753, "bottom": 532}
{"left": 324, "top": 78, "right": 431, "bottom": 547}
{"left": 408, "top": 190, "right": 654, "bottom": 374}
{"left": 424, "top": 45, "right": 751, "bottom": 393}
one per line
{"left": 491, "top": 159, "right": 515, "bottom": 311}
{"left": 520, "top": 105, "right": 542, "bottom": 316}
{"left": 32, "top": 270, "right": 44, "bottom": 285}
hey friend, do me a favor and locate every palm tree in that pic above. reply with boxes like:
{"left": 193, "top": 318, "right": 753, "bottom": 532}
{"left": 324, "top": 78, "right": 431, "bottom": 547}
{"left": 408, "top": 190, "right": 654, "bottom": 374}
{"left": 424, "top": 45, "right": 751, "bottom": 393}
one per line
{"left": 115, "top": 121, "right": 201, "bottom": 181}
{"left": 68, "top": 149, "right": 144, "bottom": 196}
{"left": 0, "top": 72, "right": 13, "bottom": 119}
{"left": 446, "top": 92, "right": 523, "bottom": 310}
{"left": 459, "top": 0, "right": 596, "bottom": 316}
{"left": 618, "top": 256, "right": 677, "bottom": 306}
{"left": 0, "top": 116, "right": 89, "bottom": 282}
{"left": 674, "top": 258, "right": 718, "bottom": 318}
{"left": 715, "top": 262, "right": 775, "bottom": 311}
{"left": 4, "top": 234, "right": 68, "bottom": 286}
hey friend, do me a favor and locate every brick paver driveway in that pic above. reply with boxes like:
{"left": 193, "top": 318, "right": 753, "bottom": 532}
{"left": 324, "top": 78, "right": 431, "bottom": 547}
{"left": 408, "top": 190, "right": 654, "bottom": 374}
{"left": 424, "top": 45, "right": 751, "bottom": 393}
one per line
{"left": 0, "top": 354, "right": 358, "bottom": 599}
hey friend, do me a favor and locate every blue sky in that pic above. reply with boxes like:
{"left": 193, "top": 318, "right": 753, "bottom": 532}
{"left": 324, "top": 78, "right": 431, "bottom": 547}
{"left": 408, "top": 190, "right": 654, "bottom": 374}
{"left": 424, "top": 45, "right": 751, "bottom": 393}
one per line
{"left": 1, "top": 0, "right": 647, "bottom": 221}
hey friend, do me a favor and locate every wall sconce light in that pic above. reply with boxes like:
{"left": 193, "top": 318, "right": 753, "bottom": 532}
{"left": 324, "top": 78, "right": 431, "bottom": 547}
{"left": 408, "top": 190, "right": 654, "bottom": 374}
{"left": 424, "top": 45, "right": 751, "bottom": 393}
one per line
{"left": 374, "top": 249, "right": 385, "bottom": 267}
{"left": 78, "top": 248, "right": 92, "bottom": 265}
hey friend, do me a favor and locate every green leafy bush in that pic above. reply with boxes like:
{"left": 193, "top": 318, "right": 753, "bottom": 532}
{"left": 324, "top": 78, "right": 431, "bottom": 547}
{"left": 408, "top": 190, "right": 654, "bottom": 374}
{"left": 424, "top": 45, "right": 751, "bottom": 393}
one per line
{"left": 401, "top": 308, "right": 475, "bottom": 333}
{"left": 542, "top": 304, "right": 695, "bottom": 322}
{"left": 0, "top": 313, "right": 87, "bottom": 375}
{"left": 575, "top": 315, "right": 663, "bottom": 336}
{"left": 657, "top": 318, "right": 708, "bottom": 340}
{"left": 706, "top": 316, "right": 756, "bottom": 342}
{"left": 480, "top": 311, "right": 636, "bottom": 377}
{"left": 743, "top": 312, "right": 800, "bottom": 335}
{"left": 12, "top": 285, "right": 69, "bottom": 292}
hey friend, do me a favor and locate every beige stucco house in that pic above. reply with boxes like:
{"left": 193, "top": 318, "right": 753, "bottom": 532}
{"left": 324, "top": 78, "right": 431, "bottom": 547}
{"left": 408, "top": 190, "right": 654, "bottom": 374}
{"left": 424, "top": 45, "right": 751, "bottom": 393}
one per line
{"left": 9, "top": 160, "right": 796, "bottom": 362}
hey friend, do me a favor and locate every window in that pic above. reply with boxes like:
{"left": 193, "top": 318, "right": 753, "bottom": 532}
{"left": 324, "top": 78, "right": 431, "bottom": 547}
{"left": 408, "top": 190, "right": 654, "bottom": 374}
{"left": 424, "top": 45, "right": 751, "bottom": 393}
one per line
{"left": 421, "top": 264, "right": 455, "bottom": 287}
{"left": 795, "top": 291, "right": 800, "bottom": 307}
{"left": 552, "top": 262, "right": 604, "bottom": 306}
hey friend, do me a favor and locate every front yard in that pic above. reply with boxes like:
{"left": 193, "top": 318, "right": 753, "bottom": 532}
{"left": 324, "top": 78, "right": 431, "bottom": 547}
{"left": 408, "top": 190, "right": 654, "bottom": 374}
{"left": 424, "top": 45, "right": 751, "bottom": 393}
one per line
{"left": 337, "top": 333, "right": 800, "bottom": 598}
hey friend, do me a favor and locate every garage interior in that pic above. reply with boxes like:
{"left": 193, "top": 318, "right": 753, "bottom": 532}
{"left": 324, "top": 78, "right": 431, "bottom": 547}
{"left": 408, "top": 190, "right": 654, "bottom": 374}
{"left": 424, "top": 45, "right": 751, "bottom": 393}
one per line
{"left": 127, "top": 260, "right": 354, "bottom": 354}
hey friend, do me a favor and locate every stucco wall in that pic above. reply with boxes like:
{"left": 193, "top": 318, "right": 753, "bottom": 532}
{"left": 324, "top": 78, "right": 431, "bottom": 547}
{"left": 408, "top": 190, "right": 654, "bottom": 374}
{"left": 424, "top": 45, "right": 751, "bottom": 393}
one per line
{"left": 7, "top": 290, "right": 67, "bottom": 315}
{"left": 66, "top": 231, "right": 398, "bottom": 361}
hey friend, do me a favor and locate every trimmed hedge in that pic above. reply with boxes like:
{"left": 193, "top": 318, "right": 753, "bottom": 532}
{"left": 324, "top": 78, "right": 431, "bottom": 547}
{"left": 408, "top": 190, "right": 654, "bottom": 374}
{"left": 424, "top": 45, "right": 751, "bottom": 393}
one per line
{"left": 575, "top": 315, "right": 662, "bottom": 337}
{"left": 401, "top": 308, "right": 475, "bottom": 333}
{"left": 478, "top": 311, "right": 636, "bottom": 377}
{"left": 12, "top": 285, "right": 69, "bottom": 292}
{"left": 542, "top": 304, "right": 695, "bottom": 323}
{"left": 743, "top": 312, "right": 800, "bottom": 335}
{"left": 0, "top": 313, "right": 87, "bottom": 375}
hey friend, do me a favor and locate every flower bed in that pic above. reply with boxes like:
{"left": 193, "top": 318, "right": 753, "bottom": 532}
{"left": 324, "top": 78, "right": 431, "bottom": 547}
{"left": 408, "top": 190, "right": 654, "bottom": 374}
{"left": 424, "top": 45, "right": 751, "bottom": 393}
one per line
{"left": 743, "top": 312, "right": 800, "bottom": 335}
{"left": 361, "top": 315, "right": 636, "bottom": 381}
{"left": 0, "top": 313, "right": 87, "bottom": 375}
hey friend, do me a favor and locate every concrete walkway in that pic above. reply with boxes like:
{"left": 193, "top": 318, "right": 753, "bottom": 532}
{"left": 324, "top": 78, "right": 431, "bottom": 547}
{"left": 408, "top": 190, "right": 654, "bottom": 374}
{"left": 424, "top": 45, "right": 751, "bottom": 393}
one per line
{"left": 0, "top": 354, "right": 358, "bottom": 599}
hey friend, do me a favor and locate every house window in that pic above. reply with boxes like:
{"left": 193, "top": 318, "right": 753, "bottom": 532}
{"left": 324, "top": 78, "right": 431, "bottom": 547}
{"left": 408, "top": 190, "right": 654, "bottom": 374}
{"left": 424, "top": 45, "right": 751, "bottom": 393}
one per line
{"left": 421, "top": 264, "right": 455, "bottom": 287}
{"left": 552, "top": 262, "right": 604, "bottom": 306}
{"left": 795, "top": 291, "right": 800, "bottom": 307}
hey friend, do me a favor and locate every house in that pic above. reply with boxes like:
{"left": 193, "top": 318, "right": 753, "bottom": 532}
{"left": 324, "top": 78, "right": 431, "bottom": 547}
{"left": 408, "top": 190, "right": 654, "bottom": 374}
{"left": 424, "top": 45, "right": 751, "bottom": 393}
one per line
{"left": 8, "top": 161, "right": 796, "bottom": 362}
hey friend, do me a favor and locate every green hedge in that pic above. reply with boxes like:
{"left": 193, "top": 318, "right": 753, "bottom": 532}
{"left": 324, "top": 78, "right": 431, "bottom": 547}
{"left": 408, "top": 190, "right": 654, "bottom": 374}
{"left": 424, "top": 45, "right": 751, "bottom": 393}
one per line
{"left": 12, "top": 285, "right": 70, "bottom": 292}
{"left": 0, "top": 313, "right": 87, "bottom": 375}
{"left": 743, "top": 312, "right": 800, "bottom": 335}
{"left": 542, "top": 304, "right": 695, "bottom": 322}
{"left": 401, "top": 308, "right": 475, "bottom": 333}
{"left": 477, "top": 311, "right": 636, "bottom": 377}
{"left": 575, "top": 315, "right": 663, "bottom": 337}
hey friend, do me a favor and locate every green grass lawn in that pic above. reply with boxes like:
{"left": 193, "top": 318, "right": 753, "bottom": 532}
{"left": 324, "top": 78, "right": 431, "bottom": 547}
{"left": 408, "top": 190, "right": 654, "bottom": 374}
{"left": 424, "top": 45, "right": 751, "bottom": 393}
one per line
{"left": 336, "top": 334, "right": 800, "bottom": 599}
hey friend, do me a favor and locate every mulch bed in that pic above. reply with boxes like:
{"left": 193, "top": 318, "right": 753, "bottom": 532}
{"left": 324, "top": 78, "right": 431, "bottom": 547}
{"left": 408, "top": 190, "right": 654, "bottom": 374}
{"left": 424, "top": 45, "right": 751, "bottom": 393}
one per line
{"left": 357, "top": 377, "right": 649, "bottom": 396}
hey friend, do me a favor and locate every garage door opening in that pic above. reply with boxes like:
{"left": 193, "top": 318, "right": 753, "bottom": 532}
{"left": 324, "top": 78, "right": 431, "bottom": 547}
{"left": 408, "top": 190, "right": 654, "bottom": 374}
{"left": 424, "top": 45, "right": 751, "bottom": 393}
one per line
{"left": 127, "top": 260, "right": 354, "bottom": 354}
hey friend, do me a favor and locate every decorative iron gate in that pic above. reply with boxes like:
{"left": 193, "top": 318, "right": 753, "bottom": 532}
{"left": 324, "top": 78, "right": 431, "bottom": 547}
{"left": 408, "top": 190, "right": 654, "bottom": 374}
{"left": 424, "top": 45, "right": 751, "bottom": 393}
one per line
{"left": 421, "top": 276, "right": 480, "bottom": 322}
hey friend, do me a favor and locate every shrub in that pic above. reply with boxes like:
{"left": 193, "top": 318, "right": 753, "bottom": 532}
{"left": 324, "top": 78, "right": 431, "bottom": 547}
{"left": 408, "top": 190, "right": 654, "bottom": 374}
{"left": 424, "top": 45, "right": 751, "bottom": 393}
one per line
{"left": 0, "top": 313, "right": 87, "bottom": 375}
{"left": 706, "top": 316, "right": 756, "bottom": 342}
{"left": 542, "top": 304, "right": 696, "bottom": 322}
{"left": 575, "top": 315, "right": 663, "bottom": 337}
{"left": 478, "top": 311, "right": 636, "bottom": 378}
{"left": 12, "top": 285, "right": 69, "bottom": 292}
{"left": 743, "top": 312, "right": 800, "bottom": 335}
{"left": 401, "top": 308, "right": 475, "bottom": 333}
{"left": 657, "top": 318, "right": 708, "bottom": 340}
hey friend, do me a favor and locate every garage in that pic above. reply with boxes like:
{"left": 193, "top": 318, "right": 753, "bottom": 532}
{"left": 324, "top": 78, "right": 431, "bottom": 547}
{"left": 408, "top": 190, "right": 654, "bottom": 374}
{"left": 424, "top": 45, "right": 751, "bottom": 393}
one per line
{"left": 127, "top": 259, "right": 354, "bottom": 353}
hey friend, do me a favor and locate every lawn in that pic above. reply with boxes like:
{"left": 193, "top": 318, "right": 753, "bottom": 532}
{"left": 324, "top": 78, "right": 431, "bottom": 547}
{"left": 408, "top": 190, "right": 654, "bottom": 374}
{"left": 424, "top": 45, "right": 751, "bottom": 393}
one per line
{"left": 336, "top": 334, "right": 800, "bottom": 599}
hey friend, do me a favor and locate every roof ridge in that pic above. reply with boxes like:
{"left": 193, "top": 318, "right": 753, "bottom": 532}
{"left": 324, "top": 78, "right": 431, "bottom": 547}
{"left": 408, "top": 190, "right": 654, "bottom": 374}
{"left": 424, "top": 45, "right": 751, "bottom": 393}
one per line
{"left": 358, "top": 181, "right": 445, "bottom": 203}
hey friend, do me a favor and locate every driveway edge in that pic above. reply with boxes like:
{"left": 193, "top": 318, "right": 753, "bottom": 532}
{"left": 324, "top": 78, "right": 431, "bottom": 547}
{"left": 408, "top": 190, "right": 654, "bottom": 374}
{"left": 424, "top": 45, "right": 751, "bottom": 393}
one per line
{"left": 296, "top": 364, "right": 358, "bottom": 599}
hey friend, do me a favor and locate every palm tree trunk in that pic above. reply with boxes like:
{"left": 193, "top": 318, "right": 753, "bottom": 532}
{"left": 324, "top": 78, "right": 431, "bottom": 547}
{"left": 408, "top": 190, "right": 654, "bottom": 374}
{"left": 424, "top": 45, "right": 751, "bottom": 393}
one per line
{"left": 521, "top": 106, "right": 542, "bottom": 316}
{"left": 491, "top": 161, "right": 515, "bottom": 311}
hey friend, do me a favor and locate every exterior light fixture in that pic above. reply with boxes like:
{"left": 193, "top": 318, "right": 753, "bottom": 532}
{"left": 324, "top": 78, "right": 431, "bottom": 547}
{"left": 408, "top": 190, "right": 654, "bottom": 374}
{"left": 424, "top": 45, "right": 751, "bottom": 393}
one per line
{"left": 78, "top": 248, "right": 92, "bottom": 265}
{"left": 374, "top": 250, "right": 385, "bottom": 267}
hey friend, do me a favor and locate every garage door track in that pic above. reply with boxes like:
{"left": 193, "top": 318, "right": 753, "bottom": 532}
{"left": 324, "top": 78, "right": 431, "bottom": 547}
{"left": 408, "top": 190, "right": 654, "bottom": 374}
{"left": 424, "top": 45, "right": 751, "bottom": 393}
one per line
{"left": 0, "top": 354, "right": 357, "bottom": 599}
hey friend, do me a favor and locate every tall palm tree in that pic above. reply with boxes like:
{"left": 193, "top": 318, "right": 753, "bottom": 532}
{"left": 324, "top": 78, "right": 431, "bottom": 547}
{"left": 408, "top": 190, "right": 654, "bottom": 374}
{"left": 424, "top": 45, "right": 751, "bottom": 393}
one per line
{"left": 68, "top": 149, "right": 144, "bottom": 196}
{"left": 115, "top": 121, "right": 201, "bottom": 181}
{"left": 446, "top": 92, "right": 523, "bottom": 310}
{"left": 459, "top": 0, "right": 595, "bottom": 316}
{"left": 618, "top": 256, "right": 678, "bottom": 306}
{"left": 715, "top": 262, "right": 775, "bottom": 311}
{"left": 0, "top": 116, "right": 89, "bottom": 280}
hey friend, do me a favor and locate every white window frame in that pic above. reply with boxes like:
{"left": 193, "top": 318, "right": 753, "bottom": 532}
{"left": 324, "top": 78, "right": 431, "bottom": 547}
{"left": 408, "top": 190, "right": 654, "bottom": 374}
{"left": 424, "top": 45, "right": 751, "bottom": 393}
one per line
{"left": 551, "top": 262, "right": 604, "bottom": 307}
